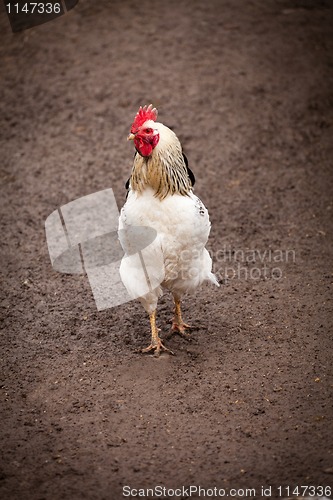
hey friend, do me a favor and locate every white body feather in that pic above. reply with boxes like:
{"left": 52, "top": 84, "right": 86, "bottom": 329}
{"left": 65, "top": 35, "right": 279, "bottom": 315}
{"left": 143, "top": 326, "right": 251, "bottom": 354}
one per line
{"left": 119, "top": 187, "right": 219, "bottom": 314}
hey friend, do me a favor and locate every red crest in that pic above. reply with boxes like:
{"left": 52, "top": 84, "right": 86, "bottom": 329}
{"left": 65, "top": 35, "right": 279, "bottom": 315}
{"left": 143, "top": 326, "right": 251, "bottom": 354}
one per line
{"left": 130, "top": 104, "right": 158, "bottom": 133}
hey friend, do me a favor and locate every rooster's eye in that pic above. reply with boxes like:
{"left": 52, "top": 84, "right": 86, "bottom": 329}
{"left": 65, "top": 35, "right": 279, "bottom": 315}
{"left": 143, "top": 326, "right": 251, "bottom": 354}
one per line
{"left": 145, "top": 128, "right": 153, "bottom": 134}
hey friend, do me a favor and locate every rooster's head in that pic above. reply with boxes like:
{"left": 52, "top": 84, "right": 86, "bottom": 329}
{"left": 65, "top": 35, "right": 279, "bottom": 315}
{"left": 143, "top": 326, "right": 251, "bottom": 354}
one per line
{"left": 128, "top": 104, "right": 160, "bottom": 158}
{"left": 128, "top": 104, "right": 190, "bottom": 199}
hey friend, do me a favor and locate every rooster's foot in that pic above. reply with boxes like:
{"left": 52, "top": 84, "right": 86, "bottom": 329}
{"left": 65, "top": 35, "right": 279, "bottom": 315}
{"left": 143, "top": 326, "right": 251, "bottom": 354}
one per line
{"left": 141, "top": 339, "right": 174, "bottom": 358}
{"left": 167, "top": 322, "right": 192, "bottom": 340}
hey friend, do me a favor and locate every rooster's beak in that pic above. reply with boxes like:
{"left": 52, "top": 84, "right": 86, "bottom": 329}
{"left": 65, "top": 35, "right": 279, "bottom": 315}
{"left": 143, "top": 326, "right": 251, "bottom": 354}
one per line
{"left": 127, "top": 133, "right": 135, "bottom": 141}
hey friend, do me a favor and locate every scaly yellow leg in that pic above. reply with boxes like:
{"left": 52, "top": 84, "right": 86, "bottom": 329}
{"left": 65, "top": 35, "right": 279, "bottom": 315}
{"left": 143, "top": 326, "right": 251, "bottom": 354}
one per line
{"left": 141, "top": 310, "right": 174, "bottom": 357}
{"left": 171, "top": 297, "right": 191, "bottom": 338}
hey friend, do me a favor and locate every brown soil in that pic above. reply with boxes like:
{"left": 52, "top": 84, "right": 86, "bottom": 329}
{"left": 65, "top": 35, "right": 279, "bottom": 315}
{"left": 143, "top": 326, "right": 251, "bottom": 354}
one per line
{"left": 1, "top": 1, "right": 333, "bottom": 499}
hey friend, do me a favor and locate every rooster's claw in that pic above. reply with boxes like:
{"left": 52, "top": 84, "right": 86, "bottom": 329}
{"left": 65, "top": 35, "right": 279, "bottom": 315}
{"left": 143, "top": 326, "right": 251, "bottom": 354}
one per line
{"left": 141, "top": 340, "right": 175, "bottom": 357}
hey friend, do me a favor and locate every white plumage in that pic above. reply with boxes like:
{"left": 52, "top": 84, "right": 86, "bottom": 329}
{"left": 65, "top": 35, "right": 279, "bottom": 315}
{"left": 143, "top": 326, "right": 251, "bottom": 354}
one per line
{"left": 119, "top": 187, "right": 218, "bottom": 310}
{"left": 118, "top": 105, "right": 219, "bottom": 356}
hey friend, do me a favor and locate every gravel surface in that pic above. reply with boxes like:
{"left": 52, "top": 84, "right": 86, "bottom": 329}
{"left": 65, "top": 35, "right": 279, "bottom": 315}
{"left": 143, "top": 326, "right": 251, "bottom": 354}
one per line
{"left": 0, "top": 1, "right": 332, "bottom": 499}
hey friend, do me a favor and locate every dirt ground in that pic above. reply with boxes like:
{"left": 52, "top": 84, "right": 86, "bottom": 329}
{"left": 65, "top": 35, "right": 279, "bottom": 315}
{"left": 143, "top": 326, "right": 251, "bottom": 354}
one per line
{"left": 1, "top": 0, "right": 333, "bottom": 499}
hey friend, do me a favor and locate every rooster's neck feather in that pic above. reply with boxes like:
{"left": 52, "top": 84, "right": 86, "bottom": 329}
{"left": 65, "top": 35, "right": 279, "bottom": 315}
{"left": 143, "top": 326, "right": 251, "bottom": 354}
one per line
{"left": 130, "top": 124, "right": 192, "bottom": 200}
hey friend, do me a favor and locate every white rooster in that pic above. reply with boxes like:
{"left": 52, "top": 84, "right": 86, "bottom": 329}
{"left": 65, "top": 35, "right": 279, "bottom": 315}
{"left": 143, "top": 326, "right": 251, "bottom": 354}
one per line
{"left": 118, "top": 105, "right": 219, "bottom": 356}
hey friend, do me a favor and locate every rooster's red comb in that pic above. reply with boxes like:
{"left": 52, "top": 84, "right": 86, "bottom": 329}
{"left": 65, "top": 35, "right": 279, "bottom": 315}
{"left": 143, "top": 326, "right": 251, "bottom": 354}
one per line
{"left": 131, "top": 104, "right": 158, "bottom": 133}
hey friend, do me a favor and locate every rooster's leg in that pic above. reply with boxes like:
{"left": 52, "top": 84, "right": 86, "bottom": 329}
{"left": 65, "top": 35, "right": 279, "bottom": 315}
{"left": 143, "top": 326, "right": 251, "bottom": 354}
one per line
{"left": 141, "top": 310, "right": 174, "bottom": 357}
{"left": 170, "top": 296, "right": 191, "bottom": 338}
